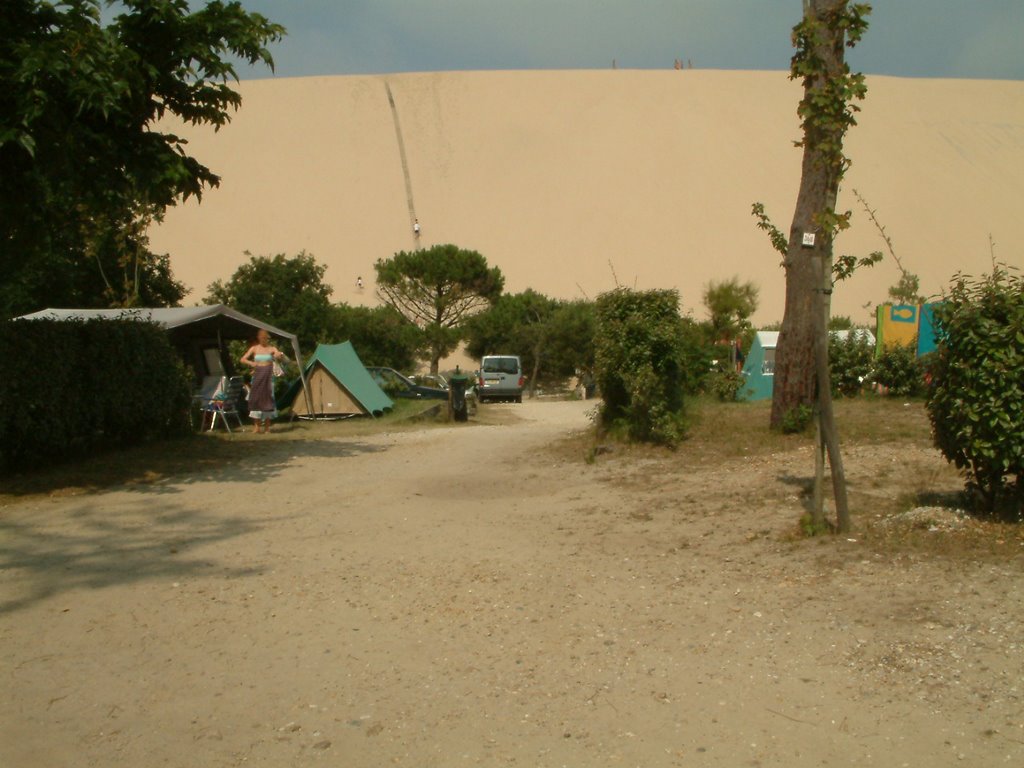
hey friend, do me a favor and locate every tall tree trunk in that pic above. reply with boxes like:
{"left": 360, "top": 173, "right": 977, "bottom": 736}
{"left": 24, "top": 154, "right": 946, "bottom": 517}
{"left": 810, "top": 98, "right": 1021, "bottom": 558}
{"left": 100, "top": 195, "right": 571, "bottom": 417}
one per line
{"left": 431, "top": 303, "right": 444, "bottom": 375}
{"left": 771, "top": 218, "right": 819, "bottom": 428}
{"left": 770, "top": 0, "right": 849, "bottom": 429}
{"left": 772, "top": 0, "right": 860, "bottom": 530}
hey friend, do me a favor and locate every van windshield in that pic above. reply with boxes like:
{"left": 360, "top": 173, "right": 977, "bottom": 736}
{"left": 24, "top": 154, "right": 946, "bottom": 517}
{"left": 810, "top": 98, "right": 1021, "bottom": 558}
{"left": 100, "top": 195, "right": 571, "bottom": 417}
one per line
{"left": 482, "top": 358, "right": 519, "bottom": 374}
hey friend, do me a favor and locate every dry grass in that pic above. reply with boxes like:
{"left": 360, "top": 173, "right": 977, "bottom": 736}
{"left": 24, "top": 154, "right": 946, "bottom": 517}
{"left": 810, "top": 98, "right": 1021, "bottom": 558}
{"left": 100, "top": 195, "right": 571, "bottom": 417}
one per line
{"left": 558, "top": 395, "right": 1024, "bottom": 562}
{"left": 561, "top": 395, "right": 932, "bottom": 465}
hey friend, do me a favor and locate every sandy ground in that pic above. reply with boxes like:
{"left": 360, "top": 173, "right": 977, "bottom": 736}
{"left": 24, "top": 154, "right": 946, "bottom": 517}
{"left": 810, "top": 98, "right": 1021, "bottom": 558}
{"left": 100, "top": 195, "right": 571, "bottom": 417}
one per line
{"left": 2, "top": 400, "right": 1023, "bottom": 767}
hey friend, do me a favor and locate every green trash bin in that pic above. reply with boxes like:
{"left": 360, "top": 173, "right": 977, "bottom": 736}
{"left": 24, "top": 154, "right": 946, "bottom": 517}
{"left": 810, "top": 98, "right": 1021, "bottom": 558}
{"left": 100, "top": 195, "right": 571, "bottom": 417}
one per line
{"left": 449, "top": 367, "right": 470, "bottom": 422}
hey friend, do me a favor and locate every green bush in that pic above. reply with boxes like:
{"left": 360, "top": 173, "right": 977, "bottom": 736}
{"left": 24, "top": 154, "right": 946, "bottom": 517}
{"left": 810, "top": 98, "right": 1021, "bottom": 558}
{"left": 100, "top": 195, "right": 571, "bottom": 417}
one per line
{"left": 828, "top": 331, "right": 874, "bottom": 397}
{"left": 707, "top": 370, "right": 745, "bottom": 402}
{"left": 0, "top": 318, "right": 192, "bottom": 473}
{"left": 594, "top": 288, "right": 690, "bottom": 446}
{"left": 678, "top": 318, "right": 715, "bottom": 395}
{"left": 780, "top": 403, "right": 814, "bottom": 434}
{"left": 926, "top": 266, "right": 1024, "bottom": 514}
{"left": 870, "top": 343, "right": 926, "bottom": 397}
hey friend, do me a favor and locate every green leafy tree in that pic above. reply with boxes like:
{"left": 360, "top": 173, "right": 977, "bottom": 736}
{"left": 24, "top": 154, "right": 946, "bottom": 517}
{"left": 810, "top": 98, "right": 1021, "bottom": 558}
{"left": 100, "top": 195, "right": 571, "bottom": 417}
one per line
{"left": 375, "top": 244, "right": 504, "bottom": 374}
{"left": 766, "top": 0, "right": 871, "bottom": 427}
{"left": 828, "top": 314, "right": 854, "bottom": 330}
{"left": 751, "top": 1, "right": 872, "bottom": 533}
{"left": 465, "top": 290, "right": 550, "bottom": 387}
{"left": 926, "top": 265, "right": 1023, "bottom": 514}
{"left": 703, "top": 277, "right": 759, "bottom": 366}
{"left": 465, "top": 292, "right": 596, "bottom": 395}
{"left": 328, "top": 304, "right": 423, "bottom": 371}
{"left": 84, "top": 204, "right": 188, "bottom": 308}
{"left": 703, "top": 277, "right": 759, "bottom": 341}
{"left": 0, "top": 0, "right": 284, "bottom": 319}
{"left": 545, "top": 300, "right": 597, "bottom": 382}
{"left": 206, "top": 251, "right": 333, "bottom": 350}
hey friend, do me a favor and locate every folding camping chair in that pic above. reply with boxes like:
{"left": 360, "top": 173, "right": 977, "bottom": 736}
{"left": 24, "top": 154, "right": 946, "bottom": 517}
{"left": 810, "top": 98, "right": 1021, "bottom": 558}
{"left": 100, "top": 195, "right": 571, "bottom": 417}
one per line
{"left": 195, "top": 375, "right": 246, "bottom": 432}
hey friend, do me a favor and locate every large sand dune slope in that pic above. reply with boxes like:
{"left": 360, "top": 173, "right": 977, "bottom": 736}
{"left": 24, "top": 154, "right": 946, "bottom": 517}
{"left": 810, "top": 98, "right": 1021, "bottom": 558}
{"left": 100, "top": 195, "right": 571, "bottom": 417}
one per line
{"left": 150, "top": 70, "right": 1024, "bottom": 325}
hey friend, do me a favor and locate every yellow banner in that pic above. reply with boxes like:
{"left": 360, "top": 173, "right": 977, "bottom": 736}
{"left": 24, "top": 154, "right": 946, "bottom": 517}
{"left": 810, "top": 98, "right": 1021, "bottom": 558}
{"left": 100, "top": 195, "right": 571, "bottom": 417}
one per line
{"left": 876, "top": 304, "right": 919, "bottom": 349}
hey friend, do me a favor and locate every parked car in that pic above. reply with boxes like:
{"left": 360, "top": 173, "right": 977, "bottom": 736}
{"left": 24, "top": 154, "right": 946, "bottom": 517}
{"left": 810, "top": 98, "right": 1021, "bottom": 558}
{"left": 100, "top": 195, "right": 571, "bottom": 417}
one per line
{"left": 477, "top": 355, "right": 524, "bottom": 403}
{"left": 365, "top": 367, "right": 449, "bottom": 400}
{"left": 411, "top": 373, "right": 449, "bottom": 390}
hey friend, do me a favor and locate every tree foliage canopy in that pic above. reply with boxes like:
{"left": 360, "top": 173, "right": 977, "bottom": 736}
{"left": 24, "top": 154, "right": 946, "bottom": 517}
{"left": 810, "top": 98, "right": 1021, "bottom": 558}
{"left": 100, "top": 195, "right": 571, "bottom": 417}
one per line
{"left": 375, "top": 244, "right": 504, "bottom": 372}
{"left": 465, "top": 289, "right": 556, "bottom": 361}
{"left": 206, "top": 251, "right": 333, "bottom": 350}
{"left": 464, "top": 291, "right": 595, "bottom": 390}
{"left": 0, "top": 0, "right": 284, "bottom": 318}
{"left": 329, "top": 304, "right": 422, "bottom": 371}
{"left": 703, "top": 277, "right": 759, "bottom": 343}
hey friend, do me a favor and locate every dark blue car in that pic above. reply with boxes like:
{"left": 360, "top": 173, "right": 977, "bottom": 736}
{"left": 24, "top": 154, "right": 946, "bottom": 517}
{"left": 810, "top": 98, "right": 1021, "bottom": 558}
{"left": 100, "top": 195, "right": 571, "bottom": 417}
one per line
{"left": 365, "top": 367, "right": 449, "bottom": 400}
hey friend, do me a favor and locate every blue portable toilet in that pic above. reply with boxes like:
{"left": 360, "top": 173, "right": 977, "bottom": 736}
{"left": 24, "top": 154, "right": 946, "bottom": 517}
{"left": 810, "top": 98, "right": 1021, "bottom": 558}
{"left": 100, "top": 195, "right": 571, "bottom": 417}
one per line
{"left": 740, "top": 331, "right": 779, "bottom": 401}
{"left": 917, "top": 302, "right": 941, "bottom": 356}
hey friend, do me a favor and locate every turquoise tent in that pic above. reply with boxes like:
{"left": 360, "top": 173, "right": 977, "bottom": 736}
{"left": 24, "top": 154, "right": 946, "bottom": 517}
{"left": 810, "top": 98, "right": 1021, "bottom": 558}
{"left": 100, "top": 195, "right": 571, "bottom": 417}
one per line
{"left": 740, "top": 329, "right": 875, "bottom": 401}
{"left": 917, "top": 303, "right": 941, "bottom": 356}
{"left": 280, "top": 341, "right": 393, "bottom": 418}
{"left": 740, "top": 331, "right": 779, "bottom": 402}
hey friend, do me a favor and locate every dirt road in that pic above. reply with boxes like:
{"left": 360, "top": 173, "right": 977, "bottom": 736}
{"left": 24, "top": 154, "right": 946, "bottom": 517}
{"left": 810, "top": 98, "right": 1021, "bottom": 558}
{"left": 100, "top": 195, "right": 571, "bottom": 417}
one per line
{"left": 2, "top": 400, "right": 1022, "bottom": 766}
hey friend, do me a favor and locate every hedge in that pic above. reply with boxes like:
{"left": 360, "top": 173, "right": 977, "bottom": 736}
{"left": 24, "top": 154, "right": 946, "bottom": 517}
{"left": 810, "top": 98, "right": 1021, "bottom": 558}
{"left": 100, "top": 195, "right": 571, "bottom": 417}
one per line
{"left": 0, "top": 317, "right": 193, "bottom": 473}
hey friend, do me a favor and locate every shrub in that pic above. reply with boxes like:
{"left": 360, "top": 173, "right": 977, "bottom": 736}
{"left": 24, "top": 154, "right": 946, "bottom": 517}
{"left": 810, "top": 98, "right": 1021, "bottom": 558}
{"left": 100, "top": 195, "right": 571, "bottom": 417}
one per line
{"left": 828, "top": 330, "right": 874, "bottom": 397}
{"left": 780, "top": 403, "right": 813, "bottom": 434}
{"left": 0, "top": 318, "right": 192, "bottom": 473}
{"left": 870, "top": 343, "right": 926, "bottom": 397}
{"left": 707, "top": 370, "right": 745, "bottom": 402}
{"left": 926, "top": 265, "right": 1024, "bottom": 514}
{"left": 594, "top": 288, "right": 689, "bottom": 446}
{"left": 678, "top": 318, "right": 715, "bottom": 395}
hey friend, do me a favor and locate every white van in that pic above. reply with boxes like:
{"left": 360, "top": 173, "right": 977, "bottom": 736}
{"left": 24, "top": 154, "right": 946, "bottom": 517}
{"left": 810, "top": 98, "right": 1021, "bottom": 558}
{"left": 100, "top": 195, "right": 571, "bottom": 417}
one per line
{"left": 477, "top": 355, "right": 524, "bottom": 403}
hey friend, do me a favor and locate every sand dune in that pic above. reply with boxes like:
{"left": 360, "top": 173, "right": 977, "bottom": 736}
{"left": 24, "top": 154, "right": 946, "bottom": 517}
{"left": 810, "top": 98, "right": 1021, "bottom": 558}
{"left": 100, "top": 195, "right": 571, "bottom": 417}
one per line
{"left": 150, "top": 70, "right": 1024, "bottom": 328}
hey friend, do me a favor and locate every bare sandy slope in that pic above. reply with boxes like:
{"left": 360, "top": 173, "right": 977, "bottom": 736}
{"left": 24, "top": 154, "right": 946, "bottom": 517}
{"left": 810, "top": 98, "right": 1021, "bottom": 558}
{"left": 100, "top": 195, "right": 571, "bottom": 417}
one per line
{"left": 2, "top": 401, "right": 1022, "bottom": 767}
{"left": 149, "top": 70, "right": 1024, "bottom": 330}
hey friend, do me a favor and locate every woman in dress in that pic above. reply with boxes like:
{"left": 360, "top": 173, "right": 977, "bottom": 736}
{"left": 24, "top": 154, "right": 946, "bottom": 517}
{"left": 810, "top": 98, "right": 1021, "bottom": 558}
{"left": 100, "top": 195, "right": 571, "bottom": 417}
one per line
{"left": 240, "top": 329, "right": 287, "bottom": 434}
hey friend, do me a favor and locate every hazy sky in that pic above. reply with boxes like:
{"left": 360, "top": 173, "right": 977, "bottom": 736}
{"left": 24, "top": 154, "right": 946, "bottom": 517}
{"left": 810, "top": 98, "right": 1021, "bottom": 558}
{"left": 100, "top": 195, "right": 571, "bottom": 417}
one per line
{"left": 222, "top": 1, "right": 1024, "bottom": 81}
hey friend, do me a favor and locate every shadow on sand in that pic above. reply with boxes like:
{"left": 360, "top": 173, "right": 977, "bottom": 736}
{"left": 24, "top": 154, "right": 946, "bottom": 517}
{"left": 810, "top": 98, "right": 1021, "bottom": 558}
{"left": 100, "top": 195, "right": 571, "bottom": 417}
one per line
{"left": 1, "top": 435, "right": 389, "bottom": 501}
{"left": 124, "top": 438, "right": 389, "bottom": 496}
{"left": 0, "top": 497, "right": 275, "bottom": 615}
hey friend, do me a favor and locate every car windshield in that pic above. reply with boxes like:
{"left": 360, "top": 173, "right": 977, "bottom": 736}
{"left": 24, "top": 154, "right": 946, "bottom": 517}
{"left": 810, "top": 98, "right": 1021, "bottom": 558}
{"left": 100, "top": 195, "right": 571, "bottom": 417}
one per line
{"left": 371, "top": 368, "right": 410, "bottom": 387}
{"left": 483, "top": 358, "right": 518, "bottom": 374}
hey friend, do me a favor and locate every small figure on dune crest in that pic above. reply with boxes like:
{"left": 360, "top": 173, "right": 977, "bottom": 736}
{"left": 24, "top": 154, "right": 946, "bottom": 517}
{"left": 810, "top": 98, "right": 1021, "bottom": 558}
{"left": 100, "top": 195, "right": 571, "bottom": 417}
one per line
{"left": 413, "top": 218, "right": 421, "bottom": 237}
